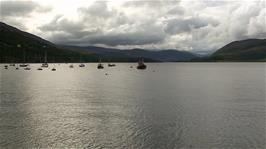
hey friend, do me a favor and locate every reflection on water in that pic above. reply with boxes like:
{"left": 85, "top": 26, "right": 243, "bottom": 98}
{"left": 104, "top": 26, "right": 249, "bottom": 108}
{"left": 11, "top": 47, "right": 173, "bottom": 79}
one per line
{"left": 0, "top": 63, "right": 265, "bottom": 148}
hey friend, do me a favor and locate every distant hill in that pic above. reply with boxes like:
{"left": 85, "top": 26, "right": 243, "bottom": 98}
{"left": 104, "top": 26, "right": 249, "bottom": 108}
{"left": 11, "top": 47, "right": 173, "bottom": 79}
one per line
{"left": 61, "top": 45, "right": 197, "bottom": 62}
{"left": 59, "top": 45, "right": 147, "bottom": 62}
{"left": 0, "top": 22, "right": 97, "bottom": 63}
{"left": 207, "top": 39, "right": 266, "bottom": 61}
{"left": 2, "top": 22, "right": 264, "bottom": 63}
{"left": 123, "top": 49, "right": 197, "bottom": 61}
{"left": 0, "top": 22, "right": 196, "bottom": 63}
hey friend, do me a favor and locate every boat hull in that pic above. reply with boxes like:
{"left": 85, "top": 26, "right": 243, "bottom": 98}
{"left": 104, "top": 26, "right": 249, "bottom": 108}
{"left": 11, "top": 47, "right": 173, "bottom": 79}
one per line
{"left": 137, "top": 65, "right": 147, "bottom": 69}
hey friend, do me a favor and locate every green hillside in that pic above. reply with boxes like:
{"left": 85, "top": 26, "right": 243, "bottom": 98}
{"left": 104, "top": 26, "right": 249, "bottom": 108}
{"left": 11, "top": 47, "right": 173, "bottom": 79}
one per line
{"left": 209, "top": 39, "right": 266, "bottom": 61}
{"left": 0, "top": 22, "right": 97, "bottom": 63}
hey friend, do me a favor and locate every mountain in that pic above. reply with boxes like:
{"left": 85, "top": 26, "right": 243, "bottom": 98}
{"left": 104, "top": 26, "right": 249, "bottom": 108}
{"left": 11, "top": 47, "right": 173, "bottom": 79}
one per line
{"left": 208, "top": 39, "right": 266, "bottom": 61}
{"left": 0, "top": 22, "right": 98, "bottom": 63}
{"left": 61, "top": 45, "right": 197, "bottom": 62}
{"left": 3, "top": 22, "right": 263, "bottom": 63}
{"left": 59, "top": 45, "right": 138, "bottom": 61}
{"left": 123, "top": 49, "right": 197, "bottom": 61}
{"left": 0, "top": 22, "right": 196, "bottom": 63}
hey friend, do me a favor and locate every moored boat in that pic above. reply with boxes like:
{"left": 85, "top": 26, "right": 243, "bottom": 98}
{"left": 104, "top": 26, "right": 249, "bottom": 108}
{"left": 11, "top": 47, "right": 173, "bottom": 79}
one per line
{"left": 79, "top": 63, "right": 85, "bottom": 67}
{"left": 97, "top": 58, "right": 104, "bottom": 69}
{"left": 97, "top": 63, "right": 104, "bottom": 69}
{"left": 41, "top": 63, "right": 49, "bottom": 68}
{"left": 137, "top": 58, "right": 147, "bottom": 69}
{"left": 24, "top": 67, "right": 31, "bottom": 70}
{"left": 19, "top": 64, "right": 28, "bottom": 67}
{"left": 108, "top": 63, "right": 116, "bottom": 67}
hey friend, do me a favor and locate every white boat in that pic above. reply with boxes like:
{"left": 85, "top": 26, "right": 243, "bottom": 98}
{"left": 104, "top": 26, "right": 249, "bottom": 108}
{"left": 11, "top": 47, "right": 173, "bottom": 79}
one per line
{"left": 108, "top": 63, "right": 116, "bottom": 67}
{"left": 19, "top": 64, "right": 28, "bottom": 67}
{"left": 41, "top": 63, "right": 49, "bottom": 68}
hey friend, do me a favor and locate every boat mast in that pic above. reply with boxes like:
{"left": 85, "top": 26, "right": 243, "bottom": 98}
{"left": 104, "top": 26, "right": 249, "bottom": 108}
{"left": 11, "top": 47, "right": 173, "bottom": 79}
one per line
{"left": 44, "top": 50, "right": 47, "bottom": 63}
{"left": 23, "top": 49, "right": 26, "bottom": 63}
{"left": 43, "top": 45, "right": 47, "bottom": 63}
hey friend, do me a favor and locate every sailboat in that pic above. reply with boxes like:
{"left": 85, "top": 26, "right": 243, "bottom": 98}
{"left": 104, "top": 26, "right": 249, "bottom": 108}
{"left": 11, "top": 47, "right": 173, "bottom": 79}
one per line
{"left": 41, "top": 51, "right": 49, "bottom": 68}
{"left": 51, "top": 62, "right": 56, "bottom": 71}
{"left": 15, "top": 64, "right": 19, "bottom": 70}
{"left": 97, "top": 58, "right": 104, "bottom": 69}
{"left": 19, "top": 49, "right": 28, "bottom": 67}
{"left": 37, "top": 54, "right": 42, "bottom": 70}
{"left": 137, "top": 57, "right": 147, "bottom": 69}
{"left": 79, "top": 55, "right": 85, "bottom": 67}
{"left": 107, "top": 59, "right": 116, "bottom": 67}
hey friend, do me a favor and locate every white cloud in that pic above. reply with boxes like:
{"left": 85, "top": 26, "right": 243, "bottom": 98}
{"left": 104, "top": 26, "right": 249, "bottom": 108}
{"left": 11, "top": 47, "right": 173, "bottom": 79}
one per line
{"left": 0, "top": 0, "right": 265, "bottom": 51}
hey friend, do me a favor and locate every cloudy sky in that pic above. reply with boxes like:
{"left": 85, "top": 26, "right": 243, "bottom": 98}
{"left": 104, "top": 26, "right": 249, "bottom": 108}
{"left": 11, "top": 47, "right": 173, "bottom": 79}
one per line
{"left": 0, "top": 0, "right": 265, "bottom": 51}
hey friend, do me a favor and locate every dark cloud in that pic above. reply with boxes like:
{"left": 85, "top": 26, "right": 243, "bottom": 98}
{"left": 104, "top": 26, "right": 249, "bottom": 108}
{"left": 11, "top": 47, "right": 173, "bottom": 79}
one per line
{"left": 86, "top": 27, "right": 165, "bottom": 46}
{"left": 0, "top": 1, "right": 38, "bottom": 16}
{"left": 74, "top": 31, "right": 164, "bottom": 46}
{"left": 167, "top": 6, "right": 185, "bottom": 15}
{"left": 42, "top": 16, "right": 165, "bottom": 46}
{"left": 78, "top": 1, "right": 115, "bottom": 19}
{"left": 164, "top": 17, "right": 219, "bottom": 35}
{"left": 39, "top": 16, "right": 84, "bottom": 32}
{"left": 38, "top": 15, "right": 63, "bottom": 31}
{"left": 39, "top": 16, "right": 100, "bottom": 39}
{"left": 39, "top": 1, "right": 167, "bottom": 47}
{"left": 0, "top": 0, "right": 51, "bottom": 17}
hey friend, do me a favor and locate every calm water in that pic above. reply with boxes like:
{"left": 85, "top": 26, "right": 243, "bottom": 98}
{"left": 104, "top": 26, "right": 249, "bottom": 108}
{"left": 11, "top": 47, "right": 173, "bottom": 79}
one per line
{"left": 0, "top": 63, "right": 265, "bottom": 148}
